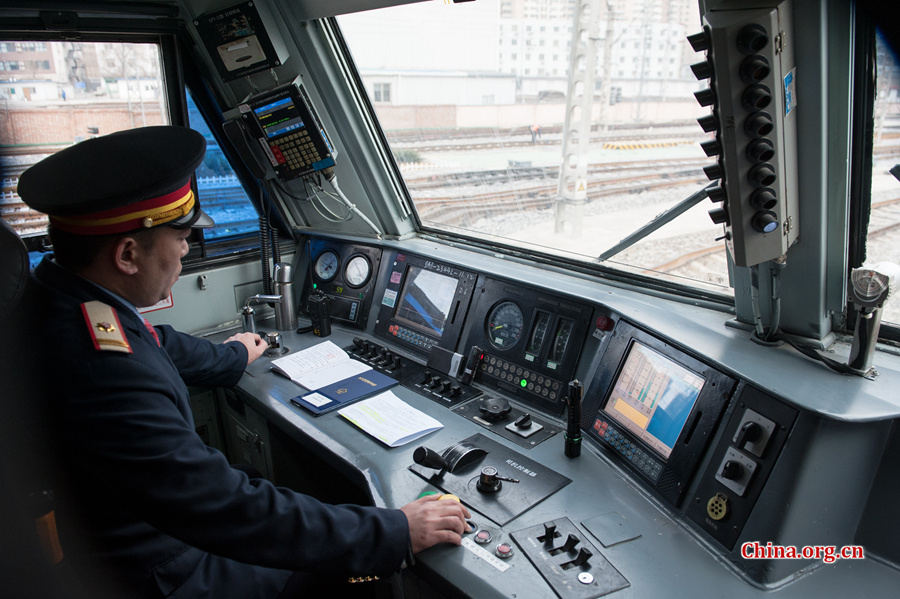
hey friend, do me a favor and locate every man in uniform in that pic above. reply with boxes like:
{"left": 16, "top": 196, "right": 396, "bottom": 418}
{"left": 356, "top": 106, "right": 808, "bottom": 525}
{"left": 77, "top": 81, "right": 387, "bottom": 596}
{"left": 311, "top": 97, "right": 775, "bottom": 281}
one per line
{"left": 16, "top": 126, "right": 469, "bottom": 598}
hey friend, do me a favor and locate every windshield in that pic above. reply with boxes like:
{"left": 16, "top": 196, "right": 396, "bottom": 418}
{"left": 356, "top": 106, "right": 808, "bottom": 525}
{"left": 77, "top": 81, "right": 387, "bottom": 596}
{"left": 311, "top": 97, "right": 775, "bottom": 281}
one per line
{"left": 338, "top": 0, "right": 731, "bottom": 294}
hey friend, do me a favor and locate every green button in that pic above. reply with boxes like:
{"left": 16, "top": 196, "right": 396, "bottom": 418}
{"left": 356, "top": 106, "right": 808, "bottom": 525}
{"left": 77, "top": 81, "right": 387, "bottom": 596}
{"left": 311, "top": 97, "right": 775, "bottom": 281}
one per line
{"left": 520, "top": 378, "right": 527, "bottom": 387}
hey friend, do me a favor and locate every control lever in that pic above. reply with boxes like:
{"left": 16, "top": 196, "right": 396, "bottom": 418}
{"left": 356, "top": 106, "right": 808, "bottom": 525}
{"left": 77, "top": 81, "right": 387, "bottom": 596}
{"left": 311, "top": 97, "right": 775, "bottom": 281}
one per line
{"left": 413, "top": 441, "right": 487, "bottom": 476}
{"left": 538, "top": 522, "right": 559, "bottom": 546}
{"left": 561, "top": 547, "right": 593, "bottom": 569}
{"left": 413, "top": 446, "right": 450, "bottom": 477}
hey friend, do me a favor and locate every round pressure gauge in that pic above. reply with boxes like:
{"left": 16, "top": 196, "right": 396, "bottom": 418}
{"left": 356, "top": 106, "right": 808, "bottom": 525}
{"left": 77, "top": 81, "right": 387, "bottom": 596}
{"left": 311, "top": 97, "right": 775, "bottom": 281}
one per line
{"left": 486, "top": 301, "right": 524, "bottom": 350}
{"left": 344, "top": 254, "right": 372, "bottom": 288}
{"left": 313, "top": 250, "right": 340, "bottom": 281}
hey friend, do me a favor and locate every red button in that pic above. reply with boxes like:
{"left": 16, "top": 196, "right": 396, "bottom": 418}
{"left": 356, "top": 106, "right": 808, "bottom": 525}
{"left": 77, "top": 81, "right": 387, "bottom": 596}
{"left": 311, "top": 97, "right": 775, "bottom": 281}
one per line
{"left": 495, "top": 543, "right": 513, "bottom": 558}
{"left": 475, "top": 530, "right": 492, "bottom": 544}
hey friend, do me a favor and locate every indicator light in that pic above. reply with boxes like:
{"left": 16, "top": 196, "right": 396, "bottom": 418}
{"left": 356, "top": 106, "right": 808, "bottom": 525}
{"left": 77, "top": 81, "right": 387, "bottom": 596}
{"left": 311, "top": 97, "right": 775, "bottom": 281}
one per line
{"left": 520, "top": 379, "right": 527, "bottom": 388}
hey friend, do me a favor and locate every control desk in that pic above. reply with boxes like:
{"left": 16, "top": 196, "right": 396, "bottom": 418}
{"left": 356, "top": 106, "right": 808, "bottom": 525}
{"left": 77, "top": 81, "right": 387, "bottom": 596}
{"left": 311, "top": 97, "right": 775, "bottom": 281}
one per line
{"left": 206, "top": 235, "right": 900, "bottom": 598}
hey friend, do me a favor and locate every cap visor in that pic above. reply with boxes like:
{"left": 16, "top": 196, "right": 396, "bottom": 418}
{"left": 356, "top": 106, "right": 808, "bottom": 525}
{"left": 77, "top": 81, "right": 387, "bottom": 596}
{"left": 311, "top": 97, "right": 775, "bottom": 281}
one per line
{"left": 169, "top": 205, "right": 215, "bottom": 229}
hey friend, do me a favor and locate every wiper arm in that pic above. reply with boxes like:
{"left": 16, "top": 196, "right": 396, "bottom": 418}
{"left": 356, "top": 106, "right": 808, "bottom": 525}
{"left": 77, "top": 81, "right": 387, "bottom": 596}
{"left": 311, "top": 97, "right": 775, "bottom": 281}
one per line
{"left": 597, "top": 183, "right": 716, "bottom": 262}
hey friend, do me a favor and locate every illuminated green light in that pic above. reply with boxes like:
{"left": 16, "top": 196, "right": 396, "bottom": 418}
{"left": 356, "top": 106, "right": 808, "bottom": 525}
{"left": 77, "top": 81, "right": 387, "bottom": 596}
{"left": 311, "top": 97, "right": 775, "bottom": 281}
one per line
{"left": 520, "top": 379, "right": 527, "bottom": 388}
{"left": 312, "top": 283, "right": 317, "bottom": 289}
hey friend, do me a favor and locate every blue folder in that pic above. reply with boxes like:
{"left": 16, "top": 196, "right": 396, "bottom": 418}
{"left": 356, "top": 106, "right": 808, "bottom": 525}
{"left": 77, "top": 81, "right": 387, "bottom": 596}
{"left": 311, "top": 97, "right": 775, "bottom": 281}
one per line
{"left": 289, "top": 369, "right": 398, "bottom": 415}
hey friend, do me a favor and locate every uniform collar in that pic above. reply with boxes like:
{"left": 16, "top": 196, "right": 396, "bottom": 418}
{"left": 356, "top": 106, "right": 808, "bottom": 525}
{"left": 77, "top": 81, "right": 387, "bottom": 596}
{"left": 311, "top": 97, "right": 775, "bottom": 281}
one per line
{"left": 33, "top": 256, "right": 145, "bottom": 327}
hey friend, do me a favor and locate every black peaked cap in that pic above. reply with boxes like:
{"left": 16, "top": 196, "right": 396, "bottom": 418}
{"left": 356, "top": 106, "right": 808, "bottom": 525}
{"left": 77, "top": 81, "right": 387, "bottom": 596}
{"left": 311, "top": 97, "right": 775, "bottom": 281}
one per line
{"left": 18, "top": 126, "right": 206, "bottom": 217}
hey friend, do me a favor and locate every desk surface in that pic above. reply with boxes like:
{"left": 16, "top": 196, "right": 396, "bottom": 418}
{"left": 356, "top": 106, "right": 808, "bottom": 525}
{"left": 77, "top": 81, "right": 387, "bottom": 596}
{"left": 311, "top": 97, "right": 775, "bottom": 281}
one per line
{"left": 222, "top": 323, "right": 900, "bottom": 599}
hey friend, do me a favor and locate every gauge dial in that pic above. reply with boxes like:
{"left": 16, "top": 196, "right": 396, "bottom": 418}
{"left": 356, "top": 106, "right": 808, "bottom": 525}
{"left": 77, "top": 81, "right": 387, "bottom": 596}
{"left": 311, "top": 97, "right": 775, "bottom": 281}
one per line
{"left": 313, "top": 250, "right": 340, "bottom": 281}
{"left": 344, "top": 255, "right": 372, "bottom": 288}
{"left": 486, "top": 301, "right": 524, "bottom": 350}
{"left": 526, "top": 310, "right": 551, "bottom": 354}
{"left": 549, "top": 318, "right": 574, "bottom": 363}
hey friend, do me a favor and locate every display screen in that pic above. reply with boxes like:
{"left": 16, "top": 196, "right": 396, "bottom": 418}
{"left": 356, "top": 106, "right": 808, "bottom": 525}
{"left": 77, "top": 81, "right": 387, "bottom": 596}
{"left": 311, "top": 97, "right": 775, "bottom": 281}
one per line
{"left": 602, "top": 341, "right": 705, "bottom": 459}
{"left": 253, "top": 95, "right": 305, "bottom": 139}
{"left": 393, "top": 266, "right": 459, "bottom": 337}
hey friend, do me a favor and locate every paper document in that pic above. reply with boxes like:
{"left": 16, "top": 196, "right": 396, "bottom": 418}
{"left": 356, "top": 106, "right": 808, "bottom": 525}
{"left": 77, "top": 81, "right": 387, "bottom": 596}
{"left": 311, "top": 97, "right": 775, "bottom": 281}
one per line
{"left": 338, "top": 391, "right": 443, "bottom": 447}
{"left": 271, "top": 340, "right": 370, "bottom": 389}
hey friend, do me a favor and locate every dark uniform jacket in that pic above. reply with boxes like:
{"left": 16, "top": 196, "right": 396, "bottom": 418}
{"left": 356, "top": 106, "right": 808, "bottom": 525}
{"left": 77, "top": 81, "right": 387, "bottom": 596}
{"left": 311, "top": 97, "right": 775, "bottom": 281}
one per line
{"left": 32, "top": 258, "right": 409, "bottom": 598}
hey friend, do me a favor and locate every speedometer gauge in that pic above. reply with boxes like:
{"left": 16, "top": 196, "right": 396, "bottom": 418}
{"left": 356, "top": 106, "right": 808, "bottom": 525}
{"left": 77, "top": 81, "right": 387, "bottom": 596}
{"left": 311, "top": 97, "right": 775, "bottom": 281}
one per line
{"left": 344, "top": 255, "right": 371, "bottom": 288}
{"left": 313, "top": 250, "right": 339, "bottom": 281}
{"left": 486, "top": 301, "right": 524, "bottom": 350}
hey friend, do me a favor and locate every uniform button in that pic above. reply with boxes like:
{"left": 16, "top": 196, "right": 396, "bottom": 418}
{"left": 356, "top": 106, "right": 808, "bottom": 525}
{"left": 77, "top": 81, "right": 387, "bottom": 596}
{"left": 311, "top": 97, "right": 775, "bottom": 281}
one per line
{"left": 475, "top": 530, "right": 492, "bottom": 544}
{"left": 495, "top": 543, "right": 513, "bottom": 558}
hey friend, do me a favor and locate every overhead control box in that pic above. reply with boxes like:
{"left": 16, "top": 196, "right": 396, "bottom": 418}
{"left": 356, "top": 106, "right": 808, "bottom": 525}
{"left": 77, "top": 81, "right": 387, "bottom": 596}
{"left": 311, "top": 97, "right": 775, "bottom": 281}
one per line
{"left": 690, "top": 0, "right": 800, "bottom": 267}
{"left": 195, "top": 1, "right": 288, "bottom": 81}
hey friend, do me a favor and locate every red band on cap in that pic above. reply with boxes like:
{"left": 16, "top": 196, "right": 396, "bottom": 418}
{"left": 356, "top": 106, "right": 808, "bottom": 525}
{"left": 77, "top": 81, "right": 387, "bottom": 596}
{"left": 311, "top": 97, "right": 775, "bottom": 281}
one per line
{"left": 50, "top": 180, "right": 195, "bottom": 235}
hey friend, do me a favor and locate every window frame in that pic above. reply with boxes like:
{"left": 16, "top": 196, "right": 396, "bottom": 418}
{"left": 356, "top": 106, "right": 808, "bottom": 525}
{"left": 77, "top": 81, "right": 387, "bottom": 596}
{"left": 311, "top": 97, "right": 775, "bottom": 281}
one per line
{"left": 846, "top": 15, "right": 899, "bottom": 342}
{"left": 0, "top": 23, "right": 265, "bottom": 268}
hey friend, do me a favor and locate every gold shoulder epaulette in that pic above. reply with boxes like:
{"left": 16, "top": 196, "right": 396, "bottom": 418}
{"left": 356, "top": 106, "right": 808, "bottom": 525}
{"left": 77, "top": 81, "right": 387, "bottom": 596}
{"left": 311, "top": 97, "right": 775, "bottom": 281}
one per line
{"left": 80, "top": 300, "right": 132, "bottom": 354}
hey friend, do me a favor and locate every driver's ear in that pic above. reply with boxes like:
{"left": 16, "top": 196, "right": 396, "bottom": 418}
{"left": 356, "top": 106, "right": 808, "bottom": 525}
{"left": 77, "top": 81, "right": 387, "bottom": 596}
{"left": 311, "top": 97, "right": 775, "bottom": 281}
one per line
{"left": 112, "top": 235, "right": 141, "bottom": 276}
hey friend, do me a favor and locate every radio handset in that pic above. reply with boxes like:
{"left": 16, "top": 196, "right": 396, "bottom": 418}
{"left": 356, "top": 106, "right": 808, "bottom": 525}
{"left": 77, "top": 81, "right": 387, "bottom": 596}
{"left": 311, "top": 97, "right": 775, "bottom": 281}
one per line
{"left": 222, "top": 117, "right": 272, "bottom": 180}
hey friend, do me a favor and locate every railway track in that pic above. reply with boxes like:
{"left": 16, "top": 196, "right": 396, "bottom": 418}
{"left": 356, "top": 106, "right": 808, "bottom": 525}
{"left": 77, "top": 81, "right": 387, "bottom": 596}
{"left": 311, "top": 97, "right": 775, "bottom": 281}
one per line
{"left": 402, "top": 157, "right": 709, "bottom": 189}
{"left": 650, "top": 196, "right": 900, "bottom": 274}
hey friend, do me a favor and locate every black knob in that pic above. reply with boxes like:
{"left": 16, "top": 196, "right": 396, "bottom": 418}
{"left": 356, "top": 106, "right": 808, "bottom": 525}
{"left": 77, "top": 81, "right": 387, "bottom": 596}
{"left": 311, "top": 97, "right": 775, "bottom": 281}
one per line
{"left": 751, "top": 210, "right": 779, "bottom": 233}
{"left": 737, "top": 23, "right": 768, "bottom": 54}
{"left": 514, "top": 413, "right": 532, "bottom": 429}
{"left": 690, "top": 60, "right": 712, "bottom": 80}
{"left": 697, "top": 114, "right": 719, "bottom": 133}
{"left": 422, "top": 370, "right": 432, "bottom": 384}
{"left": 440, "top": 379, "right": 452, "bottom": 393}
{"left": 746, "top": 138, "right": 775, "bottom": 162}
{"left": 750, "top": 187, "right": 777, "bottom": 210}
{"left": 703, "top": 163, "right": 723, "bottom": 181}
{"left": 739, "top": 54, "right": 770, "bottom": 83}
{"left": 694, "top": 88, "right": 716, "bottom": 107}
{"left": 562, "top": 533, "right": 580, "bottom": 553}
{"left": 479, "top": 396, "right": 511, "bottom": 422}
{"left": 708, "top": 205, "right": 729, "bottom": 225}
{"left": 427, "top": 376, "right": 440, "bottom": 389}
{"left": 687, "top": 30, "right": 710, "bottom": 52}
{"left": 389, "top": 357, "right": 401, "bottom": 370}
{"left": 700, "top": 138, "right": 721, "bottom": 157}
{"left": 737, "top": 420, "right": 764, "bottom": 448}
{"left": 413, "top": 446, "right": 449, "bottom": 471}
{"left": 721, "top": 460, "right": 743, "bottom": 480}
{"left": 742, "top": 84, "right": 771, "bottom": 111}
{"left": 477, "top": 466, "right": 502, "bottom": 494}
{"left": 707, "top": 185, "right": 726, "bottom": 203}
{"left": 450, "top": 384, "right": 462, "bottom": 397}
{"left": 748, "top": 163, "right": 776, "bottom": 187}
{"left": 744, "top": 111, "right": 774, "bottom": 137}
{"left": 353, "top": 337, "right": 364, "bottom": 349}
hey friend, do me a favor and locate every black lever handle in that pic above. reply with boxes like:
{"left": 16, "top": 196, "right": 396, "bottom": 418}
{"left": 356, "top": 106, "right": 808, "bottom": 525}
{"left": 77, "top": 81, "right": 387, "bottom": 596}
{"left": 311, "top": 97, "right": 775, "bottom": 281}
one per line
{"left": 413, "top": 446, "right": 450, "bottom": 472}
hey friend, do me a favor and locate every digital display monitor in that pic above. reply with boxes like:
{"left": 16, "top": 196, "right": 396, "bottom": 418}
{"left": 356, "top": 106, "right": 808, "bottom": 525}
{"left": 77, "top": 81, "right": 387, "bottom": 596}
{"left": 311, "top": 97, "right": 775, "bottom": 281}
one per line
{"left": 253, "top": 95, "right": 305, "bottom": 139}
{"left": 602, "top": 341, "right": 705, "bottom": 459}
{"left": 393, "top": 266, "right": 459, "bottom": 337}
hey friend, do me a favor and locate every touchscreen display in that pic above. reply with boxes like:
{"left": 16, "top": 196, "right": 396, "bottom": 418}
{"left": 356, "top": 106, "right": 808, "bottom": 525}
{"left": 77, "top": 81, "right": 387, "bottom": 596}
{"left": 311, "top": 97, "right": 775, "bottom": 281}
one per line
{"left": 253, "top": 95, "right": 305, "bottom": 138}
{"left": 602, "top": 341, "right": 705, "bottom": 459}
{"left": 393, "top": 266, "right": 459, "bottom": 336}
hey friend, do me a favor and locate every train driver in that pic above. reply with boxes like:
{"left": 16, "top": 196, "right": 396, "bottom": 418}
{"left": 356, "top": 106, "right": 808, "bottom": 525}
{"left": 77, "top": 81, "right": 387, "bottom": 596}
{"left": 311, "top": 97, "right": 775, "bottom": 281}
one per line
{"left": 16, "top": 125, "right": 470, "bottom": 598}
